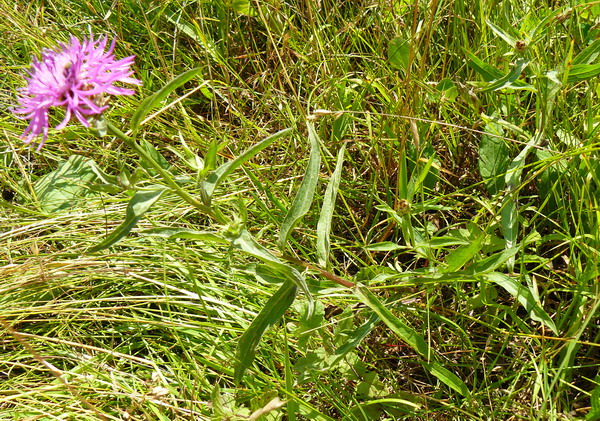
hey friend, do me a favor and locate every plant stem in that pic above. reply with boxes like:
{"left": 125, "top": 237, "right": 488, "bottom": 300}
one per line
{"left": 106, "top": 121, "right": 226, "bottom": 224}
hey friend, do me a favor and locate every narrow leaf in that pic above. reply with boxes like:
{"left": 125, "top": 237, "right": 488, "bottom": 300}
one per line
{"left": 466, "top": 52, "right": 504, "bottom": 81}
{"left": 278, "top": 123, "right": 321, "bottom": 250}
{"left": 469, "top": 247, "right": 520, "bottom": 274}
{"left": 316, "top": 144, "right": 346, "bottom": 267}
{"left": 355, "top": 284, "right": 430, "bottom": 358}
{"left": 424, "top": 362, "right": 471, "bottom": 397}
{"left": 201, "top": 127, "right": 293, "bottom": 203}
{"left": 131, "top": 68, "right": 203, "bottom": 133}
{"left": 567, "top": 63, "right": 600, "bottom": 83}
{"left": 231, "top": 229, "right": 312, "bottom": 298}
{"left": 572, "top": 38, "right": 600, "bottom": 65}
{"left": 444, "top": 233, "right": 485, "bottom": 272}
{"left": 234, "top": 280, "right": 297, "bottom": 383}
{"left": 485, "top": 272, "right": 558, "bottom": 334}
{"left": 364, "top": 242, "right": 404, "bottom": 251}
{"left": 480, "top": 58, "right": 530, "bottom": 93}
{"left": 486, "top": 20, "right": 517, "bottom": 46}
{"left": 141, "top": 227, "right": 228, "bottom": 243}
{"left": 356, "top": 284, "right": 470, "bottom": 396}
{"left": 89, "top": 187, "right": 166, "bottom": 252}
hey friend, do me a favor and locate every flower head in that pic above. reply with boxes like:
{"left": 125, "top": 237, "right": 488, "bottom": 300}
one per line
{"left": 14, "top": 34, "right": 141, "bottom": 150}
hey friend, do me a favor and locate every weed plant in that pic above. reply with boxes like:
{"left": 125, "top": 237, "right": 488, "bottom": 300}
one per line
{"left": 1, "top": 1, "right": 600, "bottom": 420}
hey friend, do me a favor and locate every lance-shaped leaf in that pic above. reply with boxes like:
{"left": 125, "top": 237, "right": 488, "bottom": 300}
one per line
{"left": 231, "top": 229, "right": 311, "bottom": 298}
{"left": 485, "top": 272, "right": 558, "bottom": 334}
{"left": 355, "top": 284, "right": 470, "bottom": 396}
{"left": 316, "top": 144, "right": 346, "bottom": 268}
{"left": 201, "top": 128, "right": 293, "bottom": 204}
{"left": 131, "top": 68, "right": 203, "bottom": 134}
{"left": 234, "top": 280, "right": 297, "bottom": 384}
{"left": 278, "top": 122, "right": 321, "bottom": 250}
{"left": 89, "top": 186, "right": 167, "bottom": 252}
{"left": 480, "top": 58, "right": 531, "bottom": 93}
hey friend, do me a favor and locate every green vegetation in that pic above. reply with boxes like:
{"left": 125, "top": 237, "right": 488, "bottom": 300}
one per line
{"left": 1, "top": 1, "right": 600, "bottom": 420}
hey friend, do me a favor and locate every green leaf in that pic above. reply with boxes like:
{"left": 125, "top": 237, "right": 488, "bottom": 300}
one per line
{"left": 566, "top": 63, "right": 600, "bottom": 83}
{"left": 387, "top": 37, "right": 411, "bottom": 71}
{"left": 228, "top": 0, "right": 253, "bottom": 15}
{"left": 355, "top": 284, "right": 470, "bottom": 396}
{"left": 34, "top": 155, "right": 99, "bottom": 213}
{"left": 234, "top": 280, "right": 297, "bottom": 384}
{"left": 278, "top": 123, "right": 321, "bottom": 250}
{"left": 131, "top": 68, "right": 203, "bottom": 134}
{"left": 587, "top": 379, "right": 600, "bottom": 420}
{"left": 466, "top": 51, "right": 504, "bottom": 81}
{"left": 485, "top": 272, "right": 558, "bottom": 334}
{"left": 444, "top": 233, "right": 485, "bottom": 272}
{"left": 89, "top": 186, "right": 167, "bottom": 252}
{"left": 469, "top": 247, "right": 520, "bottom": 274}
{"left": 364, "top": 242, "right": 404, "bottom": 251}
{"left": 355, "top": 284, "right": 429, "bottom": 357}
{"left": 573, "top": 38, "right": 600, "bottom": 65}
{"left": 424, "top": 361, "right": 471, "bottom": 397}
{"left": 478, "top": 121, "right": 510, "bottom": 195}
{"left": 485, "top": 20, "right": 517, "bottom": 46}
{"left": 230, "top": 229, "right": 311, "bottom": 298}
{"left": 332, "top": 312, "right": 380, "bottom": 366}
{"left": 139, "top": 139, "right": 171, "bottom": 175}
{"left": 141, "top": 227, "right": 228, "bottom": 244}
{"left": 480, "top": 58, "right": 531, "bottom": 93}
{"left": 316, "top": 144, "right": 346, "bottom": 267}
{"left": 201, "top": 127, "right": 293, "bottom": 204}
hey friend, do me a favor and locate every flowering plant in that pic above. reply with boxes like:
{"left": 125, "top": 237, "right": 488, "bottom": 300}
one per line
{"left": 12, "top": 34, "right": 468, "bottom": 395}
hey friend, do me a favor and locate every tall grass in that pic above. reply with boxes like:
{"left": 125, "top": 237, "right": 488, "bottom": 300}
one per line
{"left": 1, "top": 0, "right": 599, "bottom": 420}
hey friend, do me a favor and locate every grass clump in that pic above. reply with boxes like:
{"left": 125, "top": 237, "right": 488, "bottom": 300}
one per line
{"left": 1, "top": 1, "right": 600, "bottom": 420}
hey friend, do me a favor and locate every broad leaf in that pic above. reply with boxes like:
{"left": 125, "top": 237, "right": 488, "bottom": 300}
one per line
{"left": 234, "top": 280, "right": 297, "bottom": 383}
{"left": 34, "top": 155, "right": 99, "bottom": 213}
{"left": 478, "top": 121, "right": 510, "bottom": 195}
{"left": 89, "top": 186, "right": 167, "bottom": 252}
{"left": 388, "top": 37, "right": 411, "bottom": 71}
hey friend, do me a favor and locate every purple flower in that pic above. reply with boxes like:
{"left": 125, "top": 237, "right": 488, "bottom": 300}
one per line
{"left": 14, "top": 35, "right": 141, "bottom": 150}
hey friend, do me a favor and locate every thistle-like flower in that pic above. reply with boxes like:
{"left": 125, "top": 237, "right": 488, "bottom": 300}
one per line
{"left": 14, "top": 35, "right": 141, "bottom": 150}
